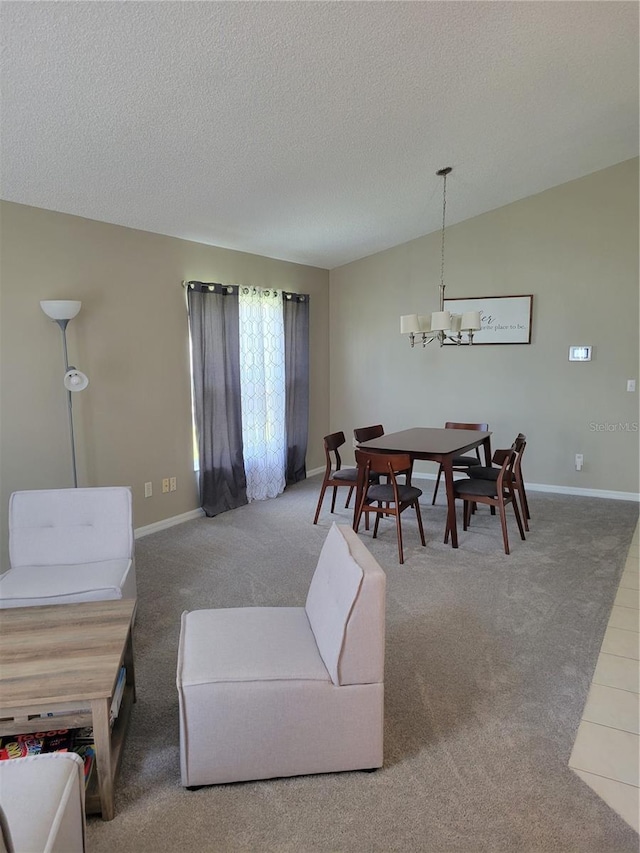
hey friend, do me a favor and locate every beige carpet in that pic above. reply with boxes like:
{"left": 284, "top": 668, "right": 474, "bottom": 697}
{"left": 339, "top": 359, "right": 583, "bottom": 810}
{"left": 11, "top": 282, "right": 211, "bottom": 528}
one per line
{"left": 86, "top": 477, "right": 639, "bottom": 852}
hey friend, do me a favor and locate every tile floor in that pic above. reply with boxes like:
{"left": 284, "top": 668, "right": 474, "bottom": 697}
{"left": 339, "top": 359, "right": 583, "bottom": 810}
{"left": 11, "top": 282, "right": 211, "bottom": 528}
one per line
{"left": 569, "top": 522, "right": 640, "bottom": 832}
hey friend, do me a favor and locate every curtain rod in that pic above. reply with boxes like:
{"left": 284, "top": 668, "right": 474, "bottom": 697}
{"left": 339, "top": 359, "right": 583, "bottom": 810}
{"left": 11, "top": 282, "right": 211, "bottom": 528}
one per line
{"left": 183, "top": 281, "right": 234, "bottom": 292}
{"left": 182, "top": 281, "right": 308, "bottom": 301}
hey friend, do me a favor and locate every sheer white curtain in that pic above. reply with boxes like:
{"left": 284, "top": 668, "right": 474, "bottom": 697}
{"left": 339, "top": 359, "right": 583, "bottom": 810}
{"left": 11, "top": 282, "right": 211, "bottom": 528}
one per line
{"left": 239, "top": 287, "right": 286, "bottom": 501}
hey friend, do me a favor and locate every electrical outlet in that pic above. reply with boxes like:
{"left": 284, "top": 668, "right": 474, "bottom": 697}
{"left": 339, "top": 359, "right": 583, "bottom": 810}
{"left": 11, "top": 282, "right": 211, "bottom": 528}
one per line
{"left": 170, "top": 477, "right": 177, "bottom": 492}
{"left": 627, "top": 379, "right": 636, "bottom": 392}
{"left": 162, "top": 478, "right": 170, "bottom": 493}
{"left": 575, "top": 454, "right": 584, "bottom": 471}
{"left": 144, "top": 482, "right": 152, "bottom": 498}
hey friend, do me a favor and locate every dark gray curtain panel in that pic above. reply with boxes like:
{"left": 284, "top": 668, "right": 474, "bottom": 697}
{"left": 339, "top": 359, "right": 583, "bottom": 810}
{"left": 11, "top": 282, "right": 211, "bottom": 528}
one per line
{"left": 283, "top": 292, "right": 310, "bottom": 484}
{"left": 187, "top": 283, "right": 247, "bottom": 516}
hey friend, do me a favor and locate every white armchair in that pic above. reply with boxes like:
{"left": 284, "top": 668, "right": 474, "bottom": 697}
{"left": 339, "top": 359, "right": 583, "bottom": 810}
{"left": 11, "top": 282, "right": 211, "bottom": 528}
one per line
{"left": 0, "top": 487, "right": 136, "bottom": 608}
{"left": 176, "top": 523, "right": 386, "bottom": 787}
{"left": 0, "top": 753, "right": 86, "bottom": 853}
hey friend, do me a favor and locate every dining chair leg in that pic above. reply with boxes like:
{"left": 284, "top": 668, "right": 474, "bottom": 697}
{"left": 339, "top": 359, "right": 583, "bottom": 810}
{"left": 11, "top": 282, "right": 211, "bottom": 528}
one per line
{"left": 313, "top": 485, "right": 328, "bottom": 525}
{"left": 431, "top": 466, "right": 443, "bottom": 505}
{"left": 395, "top": 512, "right": 405, "bottom": 564}
{"left": 442, "top": 462, "right": 459, "bottom": 548}
{"left": 353, "top": 485, "right": 368, "bottom": 532}
{"left": 498, "top": 501, "right": 510, "bottom": 555}
{"left": 463, "top": 500, "right": 472, "bottom": 531}
{"left": 414, "top": 501, "right": 426, "bottom": 546}
{"left": 516, "top": 486, "right": 529, "bottom": 532}
{"left": 444, "top": 503, "right": 458, "bottom": 544}
{"left": 344, "top": 486, "right": 354, "bottom": 509}
{"left": 510, "top": 489, "right": 527, "bottom": 541}
{"left": 330, "top": 486, "right": 338, "bottom": 514}
{"left": 372, "top": 510, "right": 381, "bottom": 540}
{"left": 519, "top": 481, "right": 531, "bottom": 524}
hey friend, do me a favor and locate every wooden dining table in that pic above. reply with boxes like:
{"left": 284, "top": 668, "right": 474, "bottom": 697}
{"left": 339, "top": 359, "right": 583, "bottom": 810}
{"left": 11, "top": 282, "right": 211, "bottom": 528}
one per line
{"left": 357, "top": 427, "right": 492, "bottom": 549}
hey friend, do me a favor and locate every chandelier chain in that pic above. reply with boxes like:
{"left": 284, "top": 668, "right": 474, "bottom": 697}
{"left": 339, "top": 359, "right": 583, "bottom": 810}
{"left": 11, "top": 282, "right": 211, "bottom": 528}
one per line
{"left": 440, "top": 171, "right": 447, "bottom": 290}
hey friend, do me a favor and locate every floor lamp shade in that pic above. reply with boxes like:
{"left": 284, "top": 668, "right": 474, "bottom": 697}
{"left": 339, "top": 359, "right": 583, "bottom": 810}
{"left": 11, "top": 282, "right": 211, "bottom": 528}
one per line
{"left": 40, "top": 300, "right": 82, "bottom": 321}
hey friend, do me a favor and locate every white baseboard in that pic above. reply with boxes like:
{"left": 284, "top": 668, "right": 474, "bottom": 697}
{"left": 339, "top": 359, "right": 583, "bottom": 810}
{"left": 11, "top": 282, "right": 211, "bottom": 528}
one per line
{"left": 311, "top": 466, "right": 638, "bottom": 501}
{"left": 408, "top": 471, "right": 639, "bottom": 502}
{"left": 310, "top": 466, "right": 638, "bottom": 501}
{"left": 523, "top": 482, "right": 640, "bottom": 502}
{"left": 134, "top": 473, "right": 638, "bottom": 538}
{"left": 135, "top": 508, "right": 205, "bottom": 539}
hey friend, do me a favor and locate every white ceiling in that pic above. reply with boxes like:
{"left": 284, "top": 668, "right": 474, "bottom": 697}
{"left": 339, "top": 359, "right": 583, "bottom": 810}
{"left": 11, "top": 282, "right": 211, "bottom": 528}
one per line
{"left": 1, "top": 1, "right": 638, "bottom": 269}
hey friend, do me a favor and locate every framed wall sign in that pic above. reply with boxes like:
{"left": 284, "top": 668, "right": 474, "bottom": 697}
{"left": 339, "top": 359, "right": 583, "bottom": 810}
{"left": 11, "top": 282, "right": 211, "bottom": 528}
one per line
{"left": 443, "top": 294, "right": 533, "bottom": 345}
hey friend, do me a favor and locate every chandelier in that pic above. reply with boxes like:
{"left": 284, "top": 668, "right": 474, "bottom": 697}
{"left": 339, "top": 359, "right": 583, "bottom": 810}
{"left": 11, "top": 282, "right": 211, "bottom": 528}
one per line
{"left": 401, "top": 167, "right": 481, "bottom": 347}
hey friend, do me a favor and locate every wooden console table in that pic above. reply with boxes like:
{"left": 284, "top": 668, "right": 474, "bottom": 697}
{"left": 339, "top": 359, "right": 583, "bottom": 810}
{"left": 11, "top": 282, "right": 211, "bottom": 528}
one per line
{"left": 0, "top": 599, "right": 136, "bottom": 820}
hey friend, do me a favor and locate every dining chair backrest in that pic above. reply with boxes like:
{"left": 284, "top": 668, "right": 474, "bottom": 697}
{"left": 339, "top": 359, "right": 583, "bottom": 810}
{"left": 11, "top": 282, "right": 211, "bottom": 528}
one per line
{"left": 355, "top": 449, "right": 412, "bottom": 481}
{"left": 324, "top": 431, "right": 347, "bottom": 468}
{"left": 445, "top": 421, "right": 489, "bottom": 435}
{"left": 494, "top": 448, "right": 517, "bottom": 492}
{"left": 353, "top": 424, "right": 385, "bottom": 444}
{"left": 511, "top": 434, "right": 530, "bottom": 523}
{"left": 445, "top": 421, "right": 489, "bottom": 463}
{"left": 493, "top": 433, "right": 526, "bottom": 467}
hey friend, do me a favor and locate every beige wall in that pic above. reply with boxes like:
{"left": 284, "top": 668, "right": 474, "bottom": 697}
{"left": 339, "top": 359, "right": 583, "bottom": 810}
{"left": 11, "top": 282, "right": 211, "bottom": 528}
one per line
{"left": 1, "top": 160, "right": 637, "bottom": 568}
{"left": 0, "top": 204, "right": 329, "bottom": 566}
{"left": 329, "top": 159, "right": 639, "bottom": 494}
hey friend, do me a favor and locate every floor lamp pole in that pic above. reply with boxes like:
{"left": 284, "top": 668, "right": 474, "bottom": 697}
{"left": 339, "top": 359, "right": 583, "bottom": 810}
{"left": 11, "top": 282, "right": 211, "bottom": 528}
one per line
{"left": 41, "top": 300, "right": 88, "bottom": 489}
{"left": 56, "top": 318, "right": 79, "bottom": 489}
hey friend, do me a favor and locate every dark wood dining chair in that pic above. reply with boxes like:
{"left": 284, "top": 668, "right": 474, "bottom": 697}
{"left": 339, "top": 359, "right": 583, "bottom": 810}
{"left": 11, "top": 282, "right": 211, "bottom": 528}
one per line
{"left": 467, "top": 433, "right": 531, "bottom": 531}
{"left": 431, "top": 421, "right": 489, "bottom": 505}
{"left": 313, "top": 432, "right": 359, "bottom": 524}
{"left": 353, "top": 450, "right": 426, "bottom": 564}
{"left": 352, "top": 426, "right": 386, "bottom": 530}
{"left": 445, "top": 448, "right": 526, "bottom": 554}
{"left": 353, "top": 424, "right": 385, "bottom": 443}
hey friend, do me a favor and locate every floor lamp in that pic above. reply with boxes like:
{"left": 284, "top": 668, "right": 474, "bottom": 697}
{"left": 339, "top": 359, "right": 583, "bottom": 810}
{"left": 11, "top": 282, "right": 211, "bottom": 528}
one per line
{"left": 40, "top": 300, "right": 89, "bottom": 488}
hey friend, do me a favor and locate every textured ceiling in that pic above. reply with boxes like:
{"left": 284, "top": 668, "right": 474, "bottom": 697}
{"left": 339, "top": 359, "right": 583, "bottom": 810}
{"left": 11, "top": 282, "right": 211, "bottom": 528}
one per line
{"left": 1, "top": 1, "right": 638, "bottom": 269}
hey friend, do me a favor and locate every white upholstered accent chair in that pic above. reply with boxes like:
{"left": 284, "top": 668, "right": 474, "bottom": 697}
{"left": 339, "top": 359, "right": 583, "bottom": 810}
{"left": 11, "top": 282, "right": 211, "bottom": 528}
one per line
{"left": 176, "top": 523, "right": 386, "bottom": 787}
{"left": 0, "top": 487, "right": 136, "bottom": 608}
{"left": 0, "top": 753, "right": 86, "bottom": 853}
